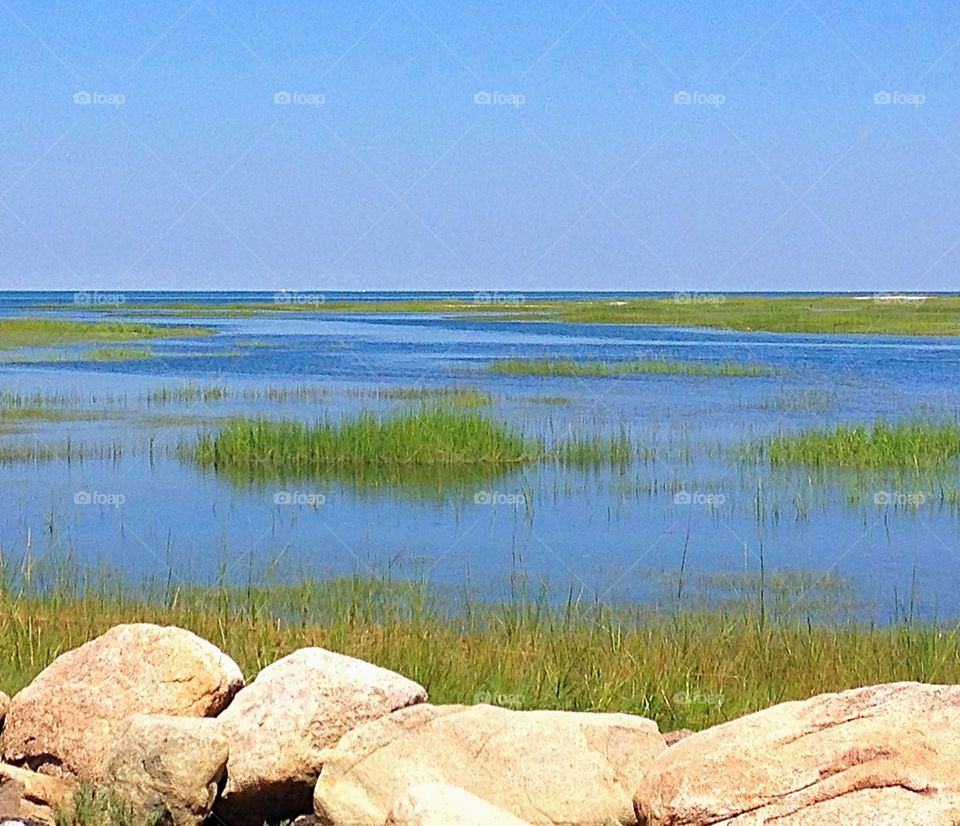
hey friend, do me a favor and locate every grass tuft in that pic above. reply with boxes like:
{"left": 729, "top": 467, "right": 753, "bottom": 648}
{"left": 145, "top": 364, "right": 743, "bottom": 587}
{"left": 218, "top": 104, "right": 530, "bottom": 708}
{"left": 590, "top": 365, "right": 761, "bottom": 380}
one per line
{"left": 767, "top": 420, "right": 960, "bottom": 470}
{"left": 84, "top": 347, "right": 155, "bottom": 362}
{"left": 194, "top": 409, "right": 537, "bottom": 476}
{"left": 487, "top": 357, "right": 775, "bottom": 378}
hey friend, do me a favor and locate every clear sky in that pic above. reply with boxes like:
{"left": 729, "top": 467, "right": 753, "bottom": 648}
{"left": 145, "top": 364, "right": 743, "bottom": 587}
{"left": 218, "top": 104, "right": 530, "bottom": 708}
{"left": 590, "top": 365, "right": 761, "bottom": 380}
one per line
{"left": 2, "top": 1, "right": 959, "bottom": 292}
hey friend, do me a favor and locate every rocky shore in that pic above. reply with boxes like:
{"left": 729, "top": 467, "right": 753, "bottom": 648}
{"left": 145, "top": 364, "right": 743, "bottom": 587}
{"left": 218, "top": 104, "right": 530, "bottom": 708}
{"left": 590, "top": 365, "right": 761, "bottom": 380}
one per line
{"left": 0, "top": 623, "right": 954, "bottom": 825}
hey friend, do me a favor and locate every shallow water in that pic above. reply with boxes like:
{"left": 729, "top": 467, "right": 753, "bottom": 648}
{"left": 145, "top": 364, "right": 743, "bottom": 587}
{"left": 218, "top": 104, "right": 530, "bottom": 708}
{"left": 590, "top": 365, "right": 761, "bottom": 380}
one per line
{"left": 2, "top": 291, "right": 959, "bottom": 620}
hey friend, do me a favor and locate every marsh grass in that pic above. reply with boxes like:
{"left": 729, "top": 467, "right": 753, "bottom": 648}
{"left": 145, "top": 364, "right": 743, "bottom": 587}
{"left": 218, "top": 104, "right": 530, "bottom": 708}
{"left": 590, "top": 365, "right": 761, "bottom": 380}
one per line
{"left": 310, "top": 295, "right": 960, "bottom": 336}
{"left": 554, "top": 429, "right": 634, "bottom": 466}
{"left": 488, "top": 295, "right": 958, "bottom": 335}
{"left": 145, "top": 384, "right": 231, "bottom": 405}
{"left": 0, "top": 390, "right": 129, "bottom": 409}
{"left": 755, "top": 389, "right": 837, "bottom": 413}
{"left": 487, "top": 357, "right": 775, "bottom": 378}
{"left": 0, "top": 440, "right": 125, "bottom": 464}
{"left": 190, "top": 409, "right": 650, "bottom": 493}
{"left": 1, "top": 553, "right": 959, "bottom": 734}
{"left": 0, "top": 406, "right": 117, "bottom": 423}
{"left": 193, "top": 409, "right": 537, "bottom": 477}
{"left": 84, "top": 347, "right": 155, "bottom": 362}
{"left": 146, "top": 384, "right": 330, "bottom": 405}
{"left": 767, "top": 420, "right": 960, "bottom": 470}
{"left": 0, "top": 318, "right": 212, "bottom": 349}
{"left": 60, "top": 295, "right": 960, "bottom": 336}
{"left": 355, "top": 385, "right": 494, "bottom": 406}
{"left": 147, "top": 383, "right": 492, "bottom": 407}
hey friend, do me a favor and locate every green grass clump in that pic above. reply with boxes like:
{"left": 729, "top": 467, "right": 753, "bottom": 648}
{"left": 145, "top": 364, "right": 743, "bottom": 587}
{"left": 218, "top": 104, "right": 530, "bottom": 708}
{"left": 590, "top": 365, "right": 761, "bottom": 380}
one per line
{"left": 363, "top": 385, "right": 494, "bottom": 406}
{"left": 194, "top": 409, "right": 536, "bottom": 476}
{"left": 84, "top": 347, "right": 155, "bottom": 362}
{"left": 487, "top": 357, "right": 774, "bottom": 378}
{"left": 767, "top": 420, "right": 960, "bottom": 470}
{"left": 191, "top": 410, "right": 648, "bottom": 489}
{"left": 0, "top": 318, "right": 213, "bottom": 349}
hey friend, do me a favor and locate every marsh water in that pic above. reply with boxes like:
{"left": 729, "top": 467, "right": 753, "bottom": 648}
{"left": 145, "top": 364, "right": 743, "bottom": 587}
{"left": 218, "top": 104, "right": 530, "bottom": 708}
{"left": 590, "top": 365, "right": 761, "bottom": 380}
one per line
{"left": 3, "top": 291, "right": 960, "bottom": 620}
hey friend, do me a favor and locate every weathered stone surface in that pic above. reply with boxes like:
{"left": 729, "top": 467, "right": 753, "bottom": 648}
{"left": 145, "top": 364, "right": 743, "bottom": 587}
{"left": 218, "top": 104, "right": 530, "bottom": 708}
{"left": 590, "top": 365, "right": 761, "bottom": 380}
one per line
{"left": 105, "top": 715, "right": 228, "bottom": 826}
{"left": 634, "top": 682, "right": 960, "bottom": 826}
{"left": 2, "top": 624, "right": 243, "bottom": 780}
{"left": 0, "top": 693, "right": 10, "bottom": 729}
{"left": 661, "top": 729, "right": 693, "bottom": 747}
{"left": 0, "top": 763, "right": 75, "bottom": 824}
{"left": 314, "top": 703, "right": 665, "bottom": 826}
{"left": 386, "top": 783, "right": 533, "bottom": 826}
{"left": 216, "top": 647, "right": 427, "bottom": 825}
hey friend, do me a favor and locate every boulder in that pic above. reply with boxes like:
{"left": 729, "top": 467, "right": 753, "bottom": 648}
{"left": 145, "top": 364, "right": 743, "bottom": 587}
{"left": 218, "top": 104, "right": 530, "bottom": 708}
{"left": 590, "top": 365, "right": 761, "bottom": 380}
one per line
{"left": 2, "top": 624, "right": 243, "bottom": 779}
{"left": 314, "top": 703, "right": 666, "bottom": 826}
{"left": 0, "top": 693, "right": 9, "bottom": 728}
{"left": 386, "top": 783, "right": 533, "bottom": 825}
{"left": 105, "top": 715, "right": 229, "bottom": 826}
{"left": 0, "top": 763, "right": 75, "bottom": 824}
{"left": 634, "top": 681, "right": 960, "bottom": 825}
{"left": 215, "top": 648, "right": 427, "bottom": 825}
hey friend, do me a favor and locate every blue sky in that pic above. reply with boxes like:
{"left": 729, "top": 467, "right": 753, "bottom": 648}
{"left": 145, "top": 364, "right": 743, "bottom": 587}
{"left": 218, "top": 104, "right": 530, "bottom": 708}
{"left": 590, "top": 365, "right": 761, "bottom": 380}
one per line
{"left": 2, "top": 0, "right": 960, "bottom": 292}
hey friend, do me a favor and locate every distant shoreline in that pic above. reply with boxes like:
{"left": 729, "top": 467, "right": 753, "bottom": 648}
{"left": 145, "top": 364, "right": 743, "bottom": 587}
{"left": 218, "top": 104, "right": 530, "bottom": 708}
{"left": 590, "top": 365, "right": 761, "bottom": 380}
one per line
{"left": 21, "top": 293, "right": 960, "bottom": 337}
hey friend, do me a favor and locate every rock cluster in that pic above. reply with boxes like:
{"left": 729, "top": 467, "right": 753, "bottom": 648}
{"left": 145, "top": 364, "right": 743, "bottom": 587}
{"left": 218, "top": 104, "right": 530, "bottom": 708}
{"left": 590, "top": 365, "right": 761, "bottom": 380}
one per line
{"left": 0, "top": 624, "right": 956, "bottom": 826}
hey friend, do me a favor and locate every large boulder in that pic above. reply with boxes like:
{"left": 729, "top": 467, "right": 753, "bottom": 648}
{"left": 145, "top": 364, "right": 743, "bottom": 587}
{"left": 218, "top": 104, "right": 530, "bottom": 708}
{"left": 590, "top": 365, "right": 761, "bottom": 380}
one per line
{"left": 314, "top": 703, "right": 665, "bottom": 826}
{"left": 105, "top": 715, "right": 229, "bottom": 826}
{"left": 634, "top": 681, "right": 960, "bottom": 825}
{"left": 215, "top": 648, "right": 427, "bottom": 825}
{"left": 2, "top": 624, "right": 243, "bottom": 780}
{"left": 386, "top": 783, "right": 533, "bottom": 826}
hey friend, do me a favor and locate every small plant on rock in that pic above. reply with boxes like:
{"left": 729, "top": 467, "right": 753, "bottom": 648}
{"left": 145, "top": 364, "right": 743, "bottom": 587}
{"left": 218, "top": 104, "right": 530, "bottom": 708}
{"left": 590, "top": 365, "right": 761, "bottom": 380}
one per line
{"left": 55, "top": 784, "right": 165, "bottom": 826}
